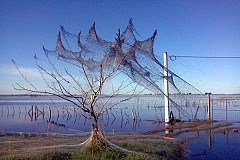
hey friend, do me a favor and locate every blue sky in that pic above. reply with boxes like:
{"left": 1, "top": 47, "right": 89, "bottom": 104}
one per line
{"left": 1, "top": 0, "right": 240, "bottom": 94}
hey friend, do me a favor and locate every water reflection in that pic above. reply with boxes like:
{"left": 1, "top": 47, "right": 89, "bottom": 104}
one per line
{"left": 163, "top": 121, "right": 240, "bottom": 160}
{"left": 1, "top": 95, "right": 240, "bottom": 134}
{"left": 184, "top": 128, "right": 240, "bottom": 160}
{"left": 0, "top": 104, "right": 162, "bottom": 134}
{"left": 208, "top": 129, "right": 212, "bottom": 149}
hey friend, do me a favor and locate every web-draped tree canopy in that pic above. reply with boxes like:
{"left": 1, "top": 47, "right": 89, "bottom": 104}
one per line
{"left": 42, "top": 19, "right": 201, "bottom": 117}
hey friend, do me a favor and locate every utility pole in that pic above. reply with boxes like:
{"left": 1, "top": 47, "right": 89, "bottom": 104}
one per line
{"left": 164, "top": 52, "right": 169, "bottom": 123}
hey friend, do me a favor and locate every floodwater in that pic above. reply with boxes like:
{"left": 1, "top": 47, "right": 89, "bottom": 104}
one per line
{"left": 0, "top": 94, "right": 239, "bottom": 159}
{"left": 0, "top": 95, "right": 168, "bottom": 134}
{"left": 184, "top": 128, "right": 240, "bottom": 160}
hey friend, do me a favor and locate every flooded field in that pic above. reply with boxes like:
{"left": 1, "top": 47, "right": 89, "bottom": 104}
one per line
{"left": 0, "top": 94, "right": 239, "bottom": 159}
{"left": 184, "top": 128, "right": 240, "bottom": 160}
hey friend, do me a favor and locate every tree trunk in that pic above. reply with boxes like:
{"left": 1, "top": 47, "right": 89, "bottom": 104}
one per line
{"left": 85, "top": 116, "right": 108, "bottom": 149}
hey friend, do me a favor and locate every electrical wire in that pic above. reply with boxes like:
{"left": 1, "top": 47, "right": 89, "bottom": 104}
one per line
{"left": 169, "top": 55, "right": 240, "bottom": 61}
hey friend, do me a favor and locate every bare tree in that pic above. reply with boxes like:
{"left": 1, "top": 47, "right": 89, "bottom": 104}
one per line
{"left": 14, "top": 19, "right": 195, "bottom": 149}
{"left": 12, "top": 22, "right": 143, "bottom": 149}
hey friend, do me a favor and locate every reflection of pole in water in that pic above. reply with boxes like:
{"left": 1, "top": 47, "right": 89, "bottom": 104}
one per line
{"left": 111, "top": 112, "right": 116, "bottom": 120}
{"left": 48, "top": 107, "right": 52, "bottom": 122}
{"left": 106, "top": 110, "right": 110, "bottom": 125}
{"left": 131, "top": 109, "right": 136, "bottom": 120}
{"left": 34, "top": 106, "right": 37, "bottom": 121}
{"left": 66, "top": 112, "right": 72, "bottom": 123}
{"left": 65, "top": 108, "right": 72, "bottom": 123}
{"left": 125, "top": 119, "right": 129, "bottom": 126}
{"left": 120, "top": 109, "right": 123, "bottom": 119}
{"left": 1, "top": 106, "right": 3, "bottom": 117}
{"left": 12, "top": 106, "right": 15, "bottom": 118}
{"left": 42, "top": 107, "right": 45, "bottom": 120}
{"left": 56, "top": 108, "right": 59, "bottom": 122}
{"left": 28, "top": 105, "right": 33, "bottom": 121}
{"left": 105, "top": 113, "right": 109, "bottom": 127}
{"left": 111, "top": 118, "right": 116, "bottom": 124}
{"left": 24, "top": 106, "right": 27, "bottom": 120}
{"left": 131, "top": 119, "right": 140, "bottom": 130}
{"left": 132, "top": 119, "right": 136, "bottom": 130}
{"left": 137, "top": 119, "right": 141, "bottom": 128}
{"left": 74, "top": 114, "right": 77, "bottom": 124}
{"left": 7, "top": 106, "right": 9, "bottom": 118}
{"left": 18, "top": 106, "right": 21, "bottom": 119}
{"left": 62, "top": 109, "right": 66, "bottom": 121}
{"left": 120, "top": 118, "right": 123, "bottom": 128}
{"left": 208, "top": 129, "right": 212, "bottom": 149}
{"left": 45, "top": 112, "right": 52, "bottom": 133}
{"left": 125, "top": 112, "right": 129, "bottom": 121}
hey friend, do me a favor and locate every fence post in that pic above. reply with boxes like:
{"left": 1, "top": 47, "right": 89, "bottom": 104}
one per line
{"left": 205, "top": 92, "right": 211, "bottom": 120}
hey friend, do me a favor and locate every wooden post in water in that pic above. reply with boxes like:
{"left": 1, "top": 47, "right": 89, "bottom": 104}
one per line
{"left": 205, "top": 92, "right": 211, "bottom": 120}
{"left": 164, "top": 52, "right": 169, "bottom": 123}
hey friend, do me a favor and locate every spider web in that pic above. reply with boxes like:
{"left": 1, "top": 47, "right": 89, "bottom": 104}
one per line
{"left": 43, "top": 19, "right": 202, "bottom": 119}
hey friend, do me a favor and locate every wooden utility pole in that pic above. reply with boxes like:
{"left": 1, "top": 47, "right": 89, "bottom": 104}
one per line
{"left": 164, "top": 52, "right": 169, "bottom": 123}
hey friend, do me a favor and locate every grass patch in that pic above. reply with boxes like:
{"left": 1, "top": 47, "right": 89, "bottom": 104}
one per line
{"left": 115, "top": 139, "right": 186, "bottom": 159}
{"left": 76, "top": 145, "right": 145, "bottom": 160}
{"left": 0, "top": 151, "right": 72, "bottom": 160}
{"left": 0, "top": 132, "right": 186, "bottom": 160}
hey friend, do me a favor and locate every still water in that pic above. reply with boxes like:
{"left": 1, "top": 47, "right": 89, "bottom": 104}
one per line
{"left": 184, "top": 129, "right": 240, "bottom": 160}
{"left": 0, "top": 95, "right": 169, "bottom": 134}
{"left": 0, "top": 94, "right": 239, "bottom": 159}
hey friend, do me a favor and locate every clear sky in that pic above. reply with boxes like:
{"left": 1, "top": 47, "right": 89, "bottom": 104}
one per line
{"left": 1, "top": 0, "right": 240, "bottom": 94}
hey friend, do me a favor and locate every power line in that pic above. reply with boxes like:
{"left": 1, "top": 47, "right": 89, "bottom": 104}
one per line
{"left": 169, "top": 55, "right": 240, "bottom": 61}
